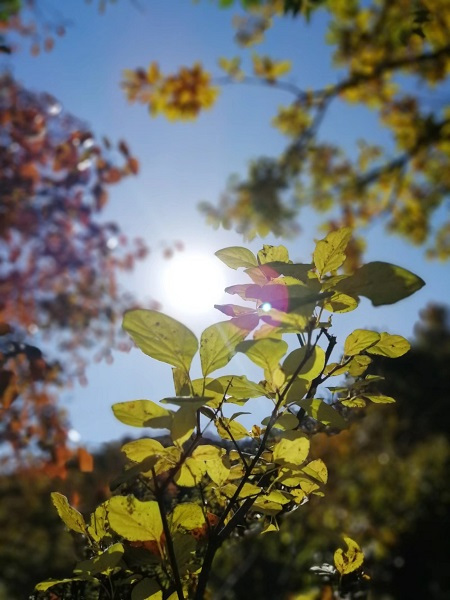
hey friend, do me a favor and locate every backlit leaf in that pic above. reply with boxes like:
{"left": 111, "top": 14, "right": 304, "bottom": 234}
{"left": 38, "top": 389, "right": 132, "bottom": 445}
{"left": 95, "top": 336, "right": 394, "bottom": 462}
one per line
{"left": 313, "top": 228, "right": 352, "bottom": 277}
{"left": 283, "top": 346, "right": 325, "bottom": 381}
{"left": 170, "top": 503, "right": 206, "bottom": 531}
{"left": 302, "top": 459, "right": 328, "bottom": 484}
{"left": 214, "top": 375, "right": 267, "bottom": 399}
{"left": 341, "top": 397, "right": 366, "bottom": 407}
{"left": 88, "top": 504, "right": 109, "bottom": 543}
{"left": 236, "top": 338, "right": 288, "bottom": 376}
{"left": 344, "top": 329, "right": 380, "bottom": 356}
{"left": 112, "top": 400, "right": 172, "bottom": 429}
{"left": 257, "top": 244, "right": 290, "bottom": 264}
{"left": 272, "top": 431, "right": 310, "bottom": 467}
{"left": 131, "top": 578, "right": 163, "bottom": 600}
{"left": 35, "top": 579, "right": 81, "bottom": 592}
{"left": 215, "top": 417, "right": 248, "bottom": 440}
{"left": 334, "top": 536, "right": 364, "bottom": 575}
{"left": 323, "top": 292, "right": 358, "bottom": 313}
{"left": 335, "top": 262, "right": 425, "bottom": 306}
{"left": 51, "top": 492, "right": 86, "bottom": 534}
{"left": 298, "top": 398, "right": 346, "bottom": 429}
{"left": 173, "top": 457, "right": 206, "bottom": 487}
{"left": 171, "top": 405, "right": 197, "bottom": 446}
{"left": 366, "top": 332, "right": 410, "bottom": 357}
{"left": 215, "top": 246, "right": 258, "bottom": 269}
{"left": 200, "top": 320, "right": 251, "bottom": 376}
{"left": 107, "top": 497, "right": 163, "bottom": 542}
{"left": 121, "top": 439, "right": 165, "bottom": 463}
{"left": 222, "top": 482, "right": 261, "bottom": 499}
{"left": 362, "top": 394, "right": 396, "bottom": 403}
{"left": 123, "top": 309, "right": 198, "bottom": 373}
{"left": 74, "top": 543, "right": 124, "bottom": 577}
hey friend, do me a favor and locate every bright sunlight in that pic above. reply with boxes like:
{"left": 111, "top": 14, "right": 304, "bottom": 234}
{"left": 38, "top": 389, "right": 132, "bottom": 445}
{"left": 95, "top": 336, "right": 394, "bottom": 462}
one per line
{"left": 161, "top": 251, "right": 226, "bottom": 316}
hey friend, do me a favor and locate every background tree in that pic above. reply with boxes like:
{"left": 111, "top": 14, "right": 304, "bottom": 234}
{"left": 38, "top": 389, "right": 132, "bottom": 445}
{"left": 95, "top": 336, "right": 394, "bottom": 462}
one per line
{"left": 0, "top": 0, "right": 158, "bottom": 469}
{"left": 122, "top": 0, "right": 450, "bottom": 262}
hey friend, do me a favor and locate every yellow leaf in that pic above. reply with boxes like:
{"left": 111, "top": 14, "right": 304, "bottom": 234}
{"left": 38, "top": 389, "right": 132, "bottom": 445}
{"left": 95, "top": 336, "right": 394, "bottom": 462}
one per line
{"left": 170, "top": 503, "right": 206, "bottom": 531}
{"left": 51, "top": 492, "right": 86, "bottom": 535}
{"left": 112, "top": 400, "right": 172, "bottom": 429}
{"left": 107, "top": 497, "right": 163, "bottom": 542}
{"left": 313, "top": 228, "right": 352, "bottom": 277}
{"left": 344, "top": 329, "right": 380, "bottom": 356}
{"left": 215, "top": 417, "right": 249, "bottom": 441}
{"left": 272, "top": 431, "right": 310, "bottom": 467}
{"left": 123, "top": 309, "right": 198, "bottom": 373}
{"left": 334, "top": 536, "right": 364, "bottom": 575}
{"left": 121, "top": 439, "right": 165, "bottom": 463}
{"left": 366, "top": 332, "right": 410, "bottom": 357}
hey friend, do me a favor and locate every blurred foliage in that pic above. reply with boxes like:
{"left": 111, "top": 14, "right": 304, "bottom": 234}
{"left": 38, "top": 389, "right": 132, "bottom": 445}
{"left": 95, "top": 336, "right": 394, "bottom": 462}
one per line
{"left": 0, "top": 71, "right": 152, "bottom": 469}
{"left": 209, "top": 303, "right": 450, "bottom": 599}
{"left": 0, "top": 441, "right": 125, "bottom": 600}
{"left": 122, "top": 0, "right": 450, "bottom": 258}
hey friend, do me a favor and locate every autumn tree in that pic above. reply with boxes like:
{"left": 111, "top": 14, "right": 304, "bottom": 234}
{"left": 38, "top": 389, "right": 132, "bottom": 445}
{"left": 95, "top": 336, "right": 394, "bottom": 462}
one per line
{"left": 122, "top": 0, "right": 450, "bottom": 262}
{"left": 0, "top": 0, "right": 155, "bottom": 469}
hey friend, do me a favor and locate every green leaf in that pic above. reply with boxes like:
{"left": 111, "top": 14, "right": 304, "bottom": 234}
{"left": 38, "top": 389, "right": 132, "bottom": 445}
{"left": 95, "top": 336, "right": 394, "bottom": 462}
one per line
{"left": 75, "top": 543, "right": 124, "bottom": 577}
{"left": 192, "top": 445, "right": 230, "bottom": 485}
{"left": 215, "top": 246, "right": 258, "bottom": 269}
{"left": 172, "top": 367, "right": 191, "bottom": 396}
{"left": 222, "top": 482, "right": 261, "bottom": 499}
{"left": 200, "top": 320, "right": 251, "bottom": 376}
{"left": 174, "top": 457, "right": 206, "bottom": 487}
{"left": 171, "top": 405, "right": 197, "bottom": 446}
{"left": 215, "top": 303, "right": 257, "bottom": 317}
{"left": 297, "top": 398, "right": 346, "bottom": 429}
{"left": 362, "top": 394, "right": 396, "bottom": 404}
{"left": 257, "top": 244, "right": 290, "bottom": 264}
{"left": 272, "top": 431, "right": 310, "bottom": 467}
{"left": 88, "top": 504, "right": 109, "bottom": 543}
{"left": 313, "top": 228, "right": 352, "bottom": 277}
{"left": 302, "top": 459, "right": 328, "bottom": 484}
{"left": 323, "top": 292, "right": 358, "bottom": 313}
{"left": 215, "top": 417, "right": 248, "bottom": 440}
{"left": 366, "top": 332, "right": 410, "bottom": 357}
{"left": 51, "top": 492, "right": 86, "bottom": 534}
{"left": 123, "top": 309, "right": 198, "bottom": 373}
{"left": 341, "top": 397, "right": 366, "bottom": 407}
{"left": 344, "top": 329, "right": 380, "bottom": 356}
{"left": 161, "top": 396, "right": 210, "bottom": 409}
{"left": 334, "top": 536, "right": 364, "bottom": 575}
{"left": 121, "top": 439, "right": 165, "bottom": 463}
{"left": 170, "top": 502, "right": 206, "bottom": 531}
{"left": 236, "top": 338, "right": 288, "bottom": 378}
{"left": 35, "top": 579, "right": 82, "bottom": 592}
{"left": 214, "top": 375, "right": 268, "bottom": 399}
{"left": 112, "top": 400, "right": 172, "bottom": 429}
{"left": 284, "top": 377, "right": 309, "bottom": 404}
{"left": 335, "top": 262, "right": 425, "bottom": 306}
{"left": 283, "top": 346, "right": 325, "bottom": 381}
{"left": 131, "top": 578, "right": 163, "bottom": 600}
{"left": 107, "top": 497, "right": 163, "bottom": 542}
{"left": 260, "top": 262, "right": 312, "bottom": 282}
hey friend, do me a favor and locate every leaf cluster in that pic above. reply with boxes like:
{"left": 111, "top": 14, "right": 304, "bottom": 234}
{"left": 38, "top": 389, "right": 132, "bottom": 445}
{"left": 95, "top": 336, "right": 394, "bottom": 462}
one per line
{"left": 35, "top": 232, "right": 423, "bottom": 599}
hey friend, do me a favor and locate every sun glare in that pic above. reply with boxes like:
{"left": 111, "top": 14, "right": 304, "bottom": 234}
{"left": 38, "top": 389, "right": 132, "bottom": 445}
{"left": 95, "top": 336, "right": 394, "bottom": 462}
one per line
{"left": 161, "top": 251, "right": 226, "bottom": 316}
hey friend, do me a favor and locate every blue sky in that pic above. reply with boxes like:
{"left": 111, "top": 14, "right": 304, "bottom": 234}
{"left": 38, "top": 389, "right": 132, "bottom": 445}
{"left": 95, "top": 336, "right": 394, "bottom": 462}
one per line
{"left": 4, "top": 0, "right": 449, "bottom": 445}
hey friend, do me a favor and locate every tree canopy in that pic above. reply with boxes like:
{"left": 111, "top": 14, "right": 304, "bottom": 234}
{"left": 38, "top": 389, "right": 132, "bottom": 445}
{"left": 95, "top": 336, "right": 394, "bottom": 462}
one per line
{"left": 123, "top": 0, "right": 450, "bottom": 261}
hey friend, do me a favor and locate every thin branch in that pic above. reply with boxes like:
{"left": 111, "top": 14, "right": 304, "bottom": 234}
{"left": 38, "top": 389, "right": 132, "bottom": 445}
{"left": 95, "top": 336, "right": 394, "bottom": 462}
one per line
{"left": 152, "top": 468, "right": 185, "bottom": 600}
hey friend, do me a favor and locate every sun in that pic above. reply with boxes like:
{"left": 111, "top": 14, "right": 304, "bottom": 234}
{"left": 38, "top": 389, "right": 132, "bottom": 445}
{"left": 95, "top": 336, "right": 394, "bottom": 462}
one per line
{"left": 161, "top": 251, "right": 226, "bottom": 317}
